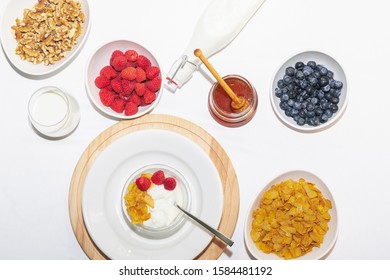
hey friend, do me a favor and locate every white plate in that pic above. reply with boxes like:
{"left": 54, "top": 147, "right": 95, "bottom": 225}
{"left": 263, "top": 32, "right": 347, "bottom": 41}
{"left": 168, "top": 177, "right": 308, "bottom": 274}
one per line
{"left": 244, "top": 170, "right": 338, "bottom": 260}
{"left": 82, "top": 129, "right": 224, "bottom": 259}
{"left": 270, "top": 51, "right": 348, "bottom": 133}
{"left": 0, "top": 0, "right": 91, "bottom": 77}
{"left": 85, "top": 40, "right": 163, "bottom": 120}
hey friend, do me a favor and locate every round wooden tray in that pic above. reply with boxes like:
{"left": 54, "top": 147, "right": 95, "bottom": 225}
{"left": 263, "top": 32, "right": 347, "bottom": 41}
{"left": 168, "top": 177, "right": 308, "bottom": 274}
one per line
{"left": 68, "top": 114, "right": 240, "bottom": 259}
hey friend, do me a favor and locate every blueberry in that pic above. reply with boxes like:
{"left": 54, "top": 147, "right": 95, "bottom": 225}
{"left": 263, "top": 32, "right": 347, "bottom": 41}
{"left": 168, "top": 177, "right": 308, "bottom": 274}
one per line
{"left": 307, "top": 103, "right": 315, "bottom": 111}
{"left": 334, "top": 80, "right": 343, "bottom": 89}
{"left": 319, "top": 76, "right": 329, "bottom": 87}
{"left": 331, "top": 96, "right": 339, "bottom": 104}
{"left": 323, "top": 84, "right": 331, "bottom": 92}
{"left": 324, "top": 109, "right": 333, "bottom": 118}
{"left": 283, "top": 75, "right": 293, "bottom": 84}
{"left": 325, "top": 93, "right": 333, "bottom": 100}
{"left": 320, "top": 100, "right": 330, "bottom": 110}
{"left": 331, "top": 90, "right": 339, "bottom": 98}
{"left": 285, "top": 66, "right": 295, "bottom": 76}
{"left": 293, "top": 102, "right": 302, "bottom": 110}
{"left": 306, "top": 110, "right": 315, "bottom": 118}
{"left": 319, "top": 67, "right": 328, "bottom": 76}
{"left": 299, "top": 110, "right": 306, "bottom": 118}
{"left": 309, "top": 77, "right": 318, "bottom": 86}
{"left": 320, "top": 114, "right": 329, "bottom": 123}
{"left": 295, "top": 71, "right": 304, "bottom": 79}
{"left": 287, "top": 99, "right": 295, "bottom": 107}
{"left": 285, "top": 109, "right": 292, "bottom": 117}
{"left": 311, "top": 97, "right": 319, "bottom": 105}
{"left": 293, "top": 115, "right": 300, "bottom": 122}
{"left": 287, "top": 84, "right": 295, "bottom": 92}
{"left": 327, "top": 71, "right": 334, "bottom": 79}
{"left": 316, "top": 64, "right": 324, "bottom": 71}
{"left": 315, "top": 108, "right": 323, "bottom": 116}
{"left": 301, "top": 91, "right": 309, "bottom": 100}
{"left": 288, "top": 90, "right": 297, "bottom": 99}
{"left": 275, "top": 88, "right": 283, "bottom": 97}
{"left": 295, "top": 61, "right": 305, "bottom": 70}
{"left": 306, "top": 86, "right": 314, "bottom": 95}
{"left": 313, "top": 117, "right": 320, "bottom": 126}
{"left": 281, "top": 93, "right": 289, "bottom": 101}
{"left": 303, "top": 66, "right": 314, "bottom": 76}
{"left": 301, "top": 101, "right": 308, "bottom": 109}
{"left": 329, "top": 103, "right": 338, "bottom": 113}
{"left": 313, "top": 71, "right": 321, "bottom": 78}
{"left": 280, "top": 101, "right": 289, "bottom": 110}
{"left": 297, "top": 118, "right": 305, "bottom": 126}
{"left": 278, "top": 79, "right": 285, "bottom": 88}
{"left": 307, "top": 61, "right": 316, "bottom": 69}
{"left": 291, "top": 109, "right": 299, "bottom": 116}
{"left": 300, "top": 80, "right": 308, "bottom": 89}
{"left": 317, "top": 90, "right": 325, "bottom": 99}
{"left": 282, "top": 88, "right": 289, "bottom": 94}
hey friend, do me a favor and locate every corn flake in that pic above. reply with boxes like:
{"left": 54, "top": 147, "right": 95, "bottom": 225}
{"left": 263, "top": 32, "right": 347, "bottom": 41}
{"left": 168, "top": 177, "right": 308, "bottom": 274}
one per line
{"left": 250, "top": 178, "right": 332, "bottom": 259}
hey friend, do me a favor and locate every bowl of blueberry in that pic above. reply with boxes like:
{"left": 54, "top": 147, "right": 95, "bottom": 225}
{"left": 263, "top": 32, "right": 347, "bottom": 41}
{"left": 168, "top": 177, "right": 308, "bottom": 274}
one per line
{"left": 270, "top": 51, "right": 348, "bottom": 132}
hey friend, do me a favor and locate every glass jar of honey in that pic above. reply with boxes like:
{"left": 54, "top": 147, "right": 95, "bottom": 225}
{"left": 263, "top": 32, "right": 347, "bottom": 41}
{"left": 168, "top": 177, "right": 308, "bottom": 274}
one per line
{"left": 208, "top": 74, "right": 258, "bottom": 127}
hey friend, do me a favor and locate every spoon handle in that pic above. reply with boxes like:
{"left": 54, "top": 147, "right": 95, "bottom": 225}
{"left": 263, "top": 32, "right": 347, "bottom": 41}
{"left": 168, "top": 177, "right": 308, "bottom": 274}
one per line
{"left": 176, "top": 204, "right": 234, "bottom": 247}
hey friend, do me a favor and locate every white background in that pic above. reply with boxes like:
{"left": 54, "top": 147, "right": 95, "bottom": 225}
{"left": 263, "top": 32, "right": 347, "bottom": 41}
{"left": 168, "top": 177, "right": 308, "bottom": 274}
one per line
{"left": 0, "top": 0, "right": 390, "bottom": 260}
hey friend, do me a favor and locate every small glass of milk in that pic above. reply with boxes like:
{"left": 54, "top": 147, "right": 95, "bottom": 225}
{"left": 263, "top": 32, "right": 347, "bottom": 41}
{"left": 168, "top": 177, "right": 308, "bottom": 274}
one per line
{"left": 28, "top": 86, "right": 78, "bottom": 137}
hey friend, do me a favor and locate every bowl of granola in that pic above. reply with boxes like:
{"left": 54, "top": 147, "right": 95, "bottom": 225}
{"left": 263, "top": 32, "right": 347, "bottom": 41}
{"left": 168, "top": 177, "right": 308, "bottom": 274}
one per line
{"left": 0, "top": 0, "right": 91, "bottom": 77}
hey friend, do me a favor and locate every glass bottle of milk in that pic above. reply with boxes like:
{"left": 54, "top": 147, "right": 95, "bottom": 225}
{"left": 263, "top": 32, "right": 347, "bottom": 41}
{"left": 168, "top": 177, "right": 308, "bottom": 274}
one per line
{"left": 165, "top": 0, "right": 267, "bottom": 92}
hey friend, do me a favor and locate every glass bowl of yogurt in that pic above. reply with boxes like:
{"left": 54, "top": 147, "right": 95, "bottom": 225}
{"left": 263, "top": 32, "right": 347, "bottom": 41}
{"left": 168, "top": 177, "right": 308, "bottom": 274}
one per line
{"left": 121, "top": 164, "right": 191, "bottom": 239}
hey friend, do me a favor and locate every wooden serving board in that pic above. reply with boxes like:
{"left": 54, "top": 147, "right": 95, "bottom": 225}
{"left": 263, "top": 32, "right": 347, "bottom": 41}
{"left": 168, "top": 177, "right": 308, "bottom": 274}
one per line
{"left": 68, "top": 114, "right": 240, "bottom": 260}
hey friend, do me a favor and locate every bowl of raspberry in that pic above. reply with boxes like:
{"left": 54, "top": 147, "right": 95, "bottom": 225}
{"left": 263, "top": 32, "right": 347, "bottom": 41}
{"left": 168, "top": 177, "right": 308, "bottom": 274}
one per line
{"left": 86, "top": 40, "right": 163, "bottom": 119}
{"left": 270, "top": 51, "right": 348, "bottom": 132}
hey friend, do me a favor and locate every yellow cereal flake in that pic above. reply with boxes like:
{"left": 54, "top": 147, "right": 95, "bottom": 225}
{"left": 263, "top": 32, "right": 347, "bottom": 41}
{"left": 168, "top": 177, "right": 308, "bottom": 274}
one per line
{"left": 123, "top": 173, "right": 154, "bottom": 225}
{"left": 250, "top": 178, "right": 332, "bottom": 259}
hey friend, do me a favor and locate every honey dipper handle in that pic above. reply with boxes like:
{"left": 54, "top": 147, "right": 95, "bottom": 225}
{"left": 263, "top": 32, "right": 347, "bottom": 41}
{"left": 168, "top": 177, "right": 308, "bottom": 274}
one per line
{"left": 194, "top": 49, "right": 240, "bottom": 103}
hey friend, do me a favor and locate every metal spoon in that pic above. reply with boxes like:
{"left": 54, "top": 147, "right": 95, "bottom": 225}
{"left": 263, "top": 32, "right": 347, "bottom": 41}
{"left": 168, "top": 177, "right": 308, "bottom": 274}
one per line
{"left": 175, "top": 203, "right": 234, "bottom": 247}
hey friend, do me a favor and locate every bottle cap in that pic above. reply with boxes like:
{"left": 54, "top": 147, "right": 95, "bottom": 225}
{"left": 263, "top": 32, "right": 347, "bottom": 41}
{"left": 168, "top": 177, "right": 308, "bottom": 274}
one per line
{"left": 165, "top": 55, "right": 198, "bottom": 92}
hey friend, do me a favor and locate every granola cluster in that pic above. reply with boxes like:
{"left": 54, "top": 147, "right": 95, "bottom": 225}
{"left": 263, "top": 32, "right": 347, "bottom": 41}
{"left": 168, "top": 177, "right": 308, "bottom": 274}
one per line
{"left": 11, "top": 0, "right": 85, "bottom": 65}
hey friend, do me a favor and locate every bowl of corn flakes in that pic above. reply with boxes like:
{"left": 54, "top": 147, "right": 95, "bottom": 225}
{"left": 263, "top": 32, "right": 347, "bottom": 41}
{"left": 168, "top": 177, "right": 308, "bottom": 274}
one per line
{"left": 244, "top": 170, "right": 338, "bottom": 260}
{"left": 121, "top": 164, "right": 191, "bottom": 239}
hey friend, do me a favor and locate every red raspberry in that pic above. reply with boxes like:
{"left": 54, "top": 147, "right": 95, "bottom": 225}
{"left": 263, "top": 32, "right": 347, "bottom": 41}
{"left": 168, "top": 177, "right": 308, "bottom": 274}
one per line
{"left": 100, "top": 66, "right": 117, "bottom": 79}
{"left": 124, "top": 101, "right": 138, "bottom": 116}
{"left": 151, "top": 170, "right": 165, "bottom": 185}
{"left": 164, "top": 177, "right": 176, "bottom": 191}
{"left": 99, "top": 89, "right": 116, "bottom": 106}
{"left": 111, "top": 50, "right": 124, "bottom": 59}
{"left": 111, "top": 55, "right": 127, "bottom": 71}
{"left": 104, "top": 85, "right": 112, "bottom": 91}
{"left": 111, "top": 78, "right": 123, "bottom": 93}
{"left": 121, "top": 79, "right": 135, "bottom": 95}
{"left": 146, "top": 76, "right": 162, "bottom": 92}
{"left": 129, "top": 94, "right": 141, "bottom": 106}
{"left": 136, "top": 67, "right": 146, "bottom": 83}
{"left": 125, "top": 50, "right": 138, "bottom": 62}
{"left": 121, "top": 67, "right": 137, "bottom": 80}
{"left": 94, "top": 75, "right": 110, "bottom": 89}
{"left": 119, "top": 92, "right": 131, "bottom": 102}
{"left": 136, "top": 55, "right": 151, "bottom": 70}
{"left": 136, "top": 176, "right": 151, "bottom": 191}
{"left": 110, "top": 98, "right": 126, "bottom": 113}
{"left": 146, "top": 66, "right": 160, "bottom": 80}
{"left": 142, "top": 90, "right": 156, "bottom": 104}
{"left": 135, "top": 83, "right": 146, "bottom": 96}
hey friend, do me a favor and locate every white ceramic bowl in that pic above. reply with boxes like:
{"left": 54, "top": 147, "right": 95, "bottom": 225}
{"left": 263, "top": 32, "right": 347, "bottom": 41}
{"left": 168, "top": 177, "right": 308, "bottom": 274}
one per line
{"left": 244, "top": 170, "right": 338, "bottom": 260}
{"left": 121, "top": 164, "right": 191, "bottom": 239}
{"left": 0, "top": 0, "right": 91, "bottom": 77}
{"left": 85, "top": 40, "right": 163, "bottom": 120}
{"left": 270, "top": 51, "right": 348, "bottom": 132}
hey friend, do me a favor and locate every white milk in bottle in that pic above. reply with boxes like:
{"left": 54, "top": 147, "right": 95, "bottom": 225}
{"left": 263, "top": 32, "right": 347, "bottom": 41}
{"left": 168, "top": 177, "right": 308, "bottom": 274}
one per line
{"left": 165, "top": 0, "right": 267, "bottom": 92}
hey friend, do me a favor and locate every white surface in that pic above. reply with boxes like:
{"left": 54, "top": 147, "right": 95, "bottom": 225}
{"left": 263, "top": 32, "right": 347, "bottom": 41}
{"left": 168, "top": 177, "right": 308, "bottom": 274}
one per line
{"left": 0, "top": 0, "right": 91, "bottom": 77}
{"left": 244, "top": 170, "right": 338, "bottom": 260}
{"left": 82, "top": 130, "right": 223, "bottom": 259}
{"left": 0, "top": 0, "right": 389, "bottom": 260}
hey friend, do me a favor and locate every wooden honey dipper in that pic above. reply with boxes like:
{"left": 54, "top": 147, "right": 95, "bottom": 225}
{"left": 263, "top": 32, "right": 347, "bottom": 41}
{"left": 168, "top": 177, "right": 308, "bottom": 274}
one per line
{"left": 194, "top": 49, "right": 249, "bottom": 113}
